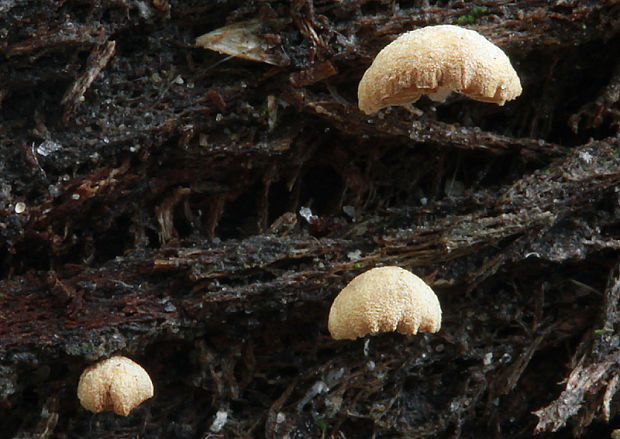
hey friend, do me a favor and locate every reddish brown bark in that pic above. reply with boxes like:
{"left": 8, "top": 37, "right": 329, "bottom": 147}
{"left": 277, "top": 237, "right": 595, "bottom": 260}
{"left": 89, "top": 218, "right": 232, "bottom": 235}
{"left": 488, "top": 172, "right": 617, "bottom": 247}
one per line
{"left": 0, "top": 1, "right": 619, "bottom": 437}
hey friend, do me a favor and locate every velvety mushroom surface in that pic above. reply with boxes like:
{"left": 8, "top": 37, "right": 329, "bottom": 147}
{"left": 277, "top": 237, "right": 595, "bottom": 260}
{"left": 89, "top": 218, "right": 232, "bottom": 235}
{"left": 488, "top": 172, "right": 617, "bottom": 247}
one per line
{"left": 358, "top": 25, "right": 522, "bottom": 114}
{"left": 328, "top": 266, "right": 442, "bottom": 340}
{"left": 77, "top": 356, "right": 154, "bottom": 416}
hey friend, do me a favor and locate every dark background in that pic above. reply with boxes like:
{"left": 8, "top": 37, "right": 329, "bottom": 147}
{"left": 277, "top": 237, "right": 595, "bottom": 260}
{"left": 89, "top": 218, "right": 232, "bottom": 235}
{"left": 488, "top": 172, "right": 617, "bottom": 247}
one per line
{"left": 1, "top": 1, "right": 619, "bottom": 438}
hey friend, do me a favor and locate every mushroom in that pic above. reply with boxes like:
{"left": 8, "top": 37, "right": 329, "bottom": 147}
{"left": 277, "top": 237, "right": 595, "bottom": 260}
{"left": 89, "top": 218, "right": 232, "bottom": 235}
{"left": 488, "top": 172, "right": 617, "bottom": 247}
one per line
{"left": 77, "top": 356, "right": 154, "bottom": 416}
{"left": 328, "top": 266, "right": 441, "bottom": 340}
{"left": 357, "top": 25, "right": 522, "bottom": 114}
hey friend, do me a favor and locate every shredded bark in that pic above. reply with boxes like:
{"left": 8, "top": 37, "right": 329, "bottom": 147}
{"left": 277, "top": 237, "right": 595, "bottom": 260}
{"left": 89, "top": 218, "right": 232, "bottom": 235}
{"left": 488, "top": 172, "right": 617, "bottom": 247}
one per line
{"left": 533, "top": 265, "right": 620, "bottom": 434}
{"left": 0, "top": 1, "right": 619, "bottom": 438}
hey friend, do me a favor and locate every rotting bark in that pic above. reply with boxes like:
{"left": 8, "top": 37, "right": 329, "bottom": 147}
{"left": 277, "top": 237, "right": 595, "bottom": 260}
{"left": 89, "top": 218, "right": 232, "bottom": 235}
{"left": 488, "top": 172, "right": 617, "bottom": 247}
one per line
{"left": 533, "top": 265, "right": 620, "bottom": 436}
{"left": 0, "top": 1, "right": 619, "bottom": 438}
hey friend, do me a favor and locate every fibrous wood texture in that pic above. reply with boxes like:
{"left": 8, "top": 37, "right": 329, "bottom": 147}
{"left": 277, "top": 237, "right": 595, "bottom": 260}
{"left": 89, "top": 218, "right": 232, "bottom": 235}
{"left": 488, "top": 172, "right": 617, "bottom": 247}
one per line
{"left": 1, "top": 1, "right": 619, "bottom": 438}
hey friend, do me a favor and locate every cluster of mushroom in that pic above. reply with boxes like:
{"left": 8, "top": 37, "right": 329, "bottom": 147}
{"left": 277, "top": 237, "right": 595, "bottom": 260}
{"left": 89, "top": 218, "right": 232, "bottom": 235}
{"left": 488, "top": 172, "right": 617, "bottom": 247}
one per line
{"left": 326, "top": 25, "right": 519, "bottom": 336}
{"left": 76, "top": 267, "right": 439, "bottom": 418}
{"left": 77, "top": 23, "right": 519, "bottom": 418}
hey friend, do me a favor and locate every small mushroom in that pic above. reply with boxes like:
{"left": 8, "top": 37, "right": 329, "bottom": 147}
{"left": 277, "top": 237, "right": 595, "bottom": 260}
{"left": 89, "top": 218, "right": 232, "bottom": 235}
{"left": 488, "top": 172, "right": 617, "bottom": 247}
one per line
{"left": 358, "top": 25, "right": 522, "bottom": 114}
{"left": 328, "top": 266, "right": 441, "bottom": 340}
{"left": 77, "top": 356, "right": 154, "bottom": 416}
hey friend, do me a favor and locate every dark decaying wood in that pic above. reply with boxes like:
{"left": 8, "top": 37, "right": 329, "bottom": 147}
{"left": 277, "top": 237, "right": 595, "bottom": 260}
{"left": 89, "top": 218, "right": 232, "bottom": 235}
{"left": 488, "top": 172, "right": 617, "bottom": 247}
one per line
{"left": 0, "top": 1, "right": 619, "bottom": 437}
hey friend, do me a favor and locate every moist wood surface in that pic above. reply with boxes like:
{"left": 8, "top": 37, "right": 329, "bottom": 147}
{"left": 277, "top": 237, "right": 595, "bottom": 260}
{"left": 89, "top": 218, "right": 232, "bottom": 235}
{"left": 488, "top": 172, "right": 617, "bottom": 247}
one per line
{"left": 1, "top": 1, "right": 619, "bottom": 438}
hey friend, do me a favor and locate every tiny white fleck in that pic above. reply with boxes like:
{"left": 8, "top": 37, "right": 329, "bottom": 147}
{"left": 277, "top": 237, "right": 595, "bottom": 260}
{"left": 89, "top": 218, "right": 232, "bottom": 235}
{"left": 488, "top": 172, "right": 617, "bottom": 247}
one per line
{"left": 483, "top": 352, "right": 493, "bottom": 366}
{"left": 36, "top": 140, "right": 62, "bottom": 157}
{"left": 299, "top": 206, "right": 317, "bottom": 223}
{"left": 312, "top": 381, "right": 328, "bottom": 394}
{"left": 342, "top": 205, "right": 355, "bottom": 218}
{"left": 14, "top": 202, "right": 26, "bottom": 214}
{"left": 347, "top": 250, "right": 362, "bottom": 261}
{"left": 209, "top": 410, "right": 228, "bottom": 433}
{"left": 579, "top": 151, "right": 593, "bottom": 164}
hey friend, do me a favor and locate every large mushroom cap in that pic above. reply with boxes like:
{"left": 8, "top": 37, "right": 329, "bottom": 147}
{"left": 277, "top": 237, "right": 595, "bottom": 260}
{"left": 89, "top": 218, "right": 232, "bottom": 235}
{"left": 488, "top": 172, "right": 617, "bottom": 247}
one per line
{"left": 77, "top": 356, "right": 154, "bottom": 416}
{"left": 328, "top": 266, "right": 442, "bottom": 340}
{"left": 358, "top": 25, "right": 522, "bottom": 114}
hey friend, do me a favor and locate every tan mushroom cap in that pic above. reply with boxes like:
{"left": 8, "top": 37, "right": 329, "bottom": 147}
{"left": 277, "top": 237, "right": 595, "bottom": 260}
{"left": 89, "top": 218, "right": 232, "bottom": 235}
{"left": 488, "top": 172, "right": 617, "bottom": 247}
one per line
{"left": 358, "top": 25, "right": 522, "bottom": 114}
{"left": 77, "top": 356, "right": 154, "bottom": 416}
{"left": 328, "top": 266, "right": 442, "bottom": 340}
